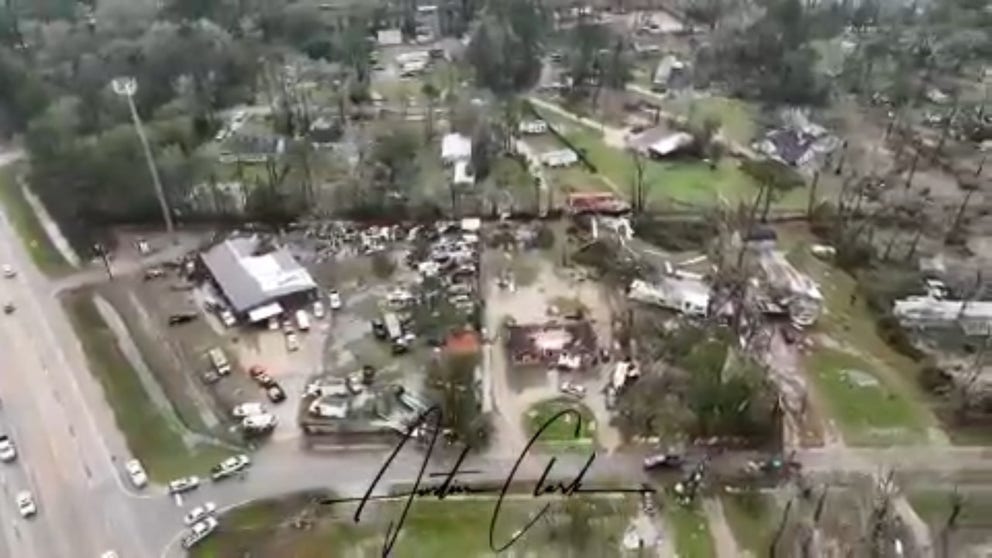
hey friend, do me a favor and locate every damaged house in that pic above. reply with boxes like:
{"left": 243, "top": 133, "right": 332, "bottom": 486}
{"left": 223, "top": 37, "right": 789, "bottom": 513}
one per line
{"left": 505, "top": 321, "right": 598, "bottom": 370}
{"left": 755, "top": 111, "right": 839, "bottom": 168}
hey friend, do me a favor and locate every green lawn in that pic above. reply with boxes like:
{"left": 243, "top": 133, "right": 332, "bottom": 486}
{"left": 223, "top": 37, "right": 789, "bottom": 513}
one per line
{"left": 524, "top": 398, "right": 597, "bottom": 446}
{"left": 64, "top": 292, "right": 233, "bottom": 481}
{"left": 194, "top": 494, "right": 638, "bottom": 558}
{"left": 547, "top": 116, "right": 806, "bottom": 210}
{"left": 908, "top": 487, "right": 992, "bottom": 528}
{"left": 0, "top": 164, "right": 70, "bottom": 275}
{"left": 786, "top": 241, "right": 943, "bottom": 445}
{"left": 664, "top": 94, "right": 760, "bottom": 146}
{"left": 666, "top": 502, "right": 716, "bottom": 558}
{"left": 721, "top": 491, "right": 779, "bottom": 556}
{"left": 805, "top": 346, "right": 928, "bottom": 445}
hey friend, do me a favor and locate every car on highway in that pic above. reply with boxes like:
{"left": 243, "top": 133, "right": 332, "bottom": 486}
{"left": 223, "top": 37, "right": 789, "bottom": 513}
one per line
{"left": 211, "top": 454, "right": 251, "bottom": 481}
{"left": 0, "top": 435, "right": 16, "bottom": 462}
{"left": 266, "top": 383, "right": 286, "bottom": 403}
{"left": 2, "top": 264, "right": 14, "bottom": 278}
{"left": 16, "top": 491, "right": 36, "bottom": 518}
{"left": 328, "top": 290, "right": 343, "bottom": 310}
{"left": 183, "top": 502, "right": 218, "bottom": 525}
{"left": 232, "top": 402, "right": 265, "bottom": 417}
{"left": 125, "top": 458, "right": 147, "bottom": 488}
{"left": 286, "top": 331, "right": 300, "bottom": 352}
{"left": 181, "top": 516, "right": 218, "bottom": 549}
{"left": 168, "top": 476, "right": 201, "bottom": 494}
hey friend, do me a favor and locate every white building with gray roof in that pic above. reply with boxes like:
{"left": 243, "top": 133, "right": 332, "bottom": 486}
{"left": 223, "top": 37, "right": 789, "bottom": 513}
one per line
{"left": 200, "top": 236, "right": 318, "bottom": 323}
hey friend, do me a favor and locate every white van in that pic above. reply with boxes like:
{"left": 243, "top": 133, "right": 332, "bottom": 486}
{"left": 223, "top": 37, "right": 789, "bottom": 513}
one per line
{"left": 207, "top": 348, "right": 231, "bottom": 376}
{"left": 295, "top": 309, "right": 310, "bottom": 331}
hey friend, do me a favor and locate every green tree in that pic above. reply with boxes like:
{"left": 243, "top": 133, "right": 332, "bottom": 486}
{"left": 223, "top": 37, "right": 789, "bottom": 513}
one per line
{"left": 421, "top": 82, "right": 439, "bottom": 139}
{"left": 466, "top": 0, "right": 548, "bottom": 96}
{"left": 741, "top": 159, "right": 804, "bottom": 221}
{"left": 426, "top": 353, "right": 490, "bottom": 448}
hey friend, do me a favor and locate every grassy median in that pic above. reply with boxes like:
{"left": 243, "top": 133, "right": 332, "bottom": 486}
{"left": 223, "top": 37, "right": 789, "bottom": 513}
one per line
{"left": 193, "top": 492, "right": 636, "bottom": 558}
{"left": 666, "top": 502, "right": 716, "bottom": 558}
{"left": 0, "top": 164, "right": 70, "bottom": 276}
{"left": 63, "top": 291, "right": 231, "bottom": 481}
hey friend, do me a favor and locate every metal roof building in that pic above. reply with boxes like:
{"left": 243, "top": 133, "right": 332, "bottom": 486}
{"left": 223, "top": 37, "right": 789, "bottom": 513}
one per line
{"left": 201, "top": 237, "right": 317, "bottom": 321}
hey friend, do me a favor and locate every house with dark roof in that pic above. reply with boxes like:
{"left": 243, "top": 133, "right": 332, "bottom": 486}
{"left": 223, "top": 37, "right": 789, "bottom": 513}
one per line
{"left": 200, "top": 236, "right": 318, "bottom": 323}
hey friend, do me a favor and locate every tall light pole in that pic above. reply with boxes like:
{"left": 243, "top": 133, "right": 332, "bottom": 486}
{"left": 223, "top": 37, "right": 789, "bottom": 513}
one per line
{"left": 111, "top": 76, "right": 175, "bottom": 239}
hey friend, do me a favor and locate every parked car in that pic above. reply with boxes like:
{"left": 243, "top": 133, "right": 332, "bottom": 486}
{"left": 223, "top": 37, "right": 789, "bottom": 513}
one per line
{"left": 210, "top": 454, "right": 251, "bottom": 481}
{"left": 642, "top": 453, "right": 685, "bottom": 471}
{"left": 328, "top": 290, "right": 343, "bottom": 310}
{"left": 242, "top": 413, "right": 277, "bottom": 433}
{"left": 286, "top": 332, "right": 300, "bottom": 352}
{"left": 266, "top": 383, "right": 286, "bottom": 403}
{"left": 248, "top": 365, "right": 272, "bottom": 382}
{"left": 201, "top": 370, "right": 220, "bottom": 385}
{"left": 16, "top": 491, "right": 36, "bottom": 518}
{"left": 124, "top": 459, "right": 147, "bottom": 489}
{"left": 4, "top": 302, "right": 14, "bottom": 314}
{"left": 295, "top": 309, "right": 310, "bottom": 331}
{"left": 143, "top": 268, "right": 165, "bottom": 280}
{"left": 312, "top": 301, "right": 326, "bottom": 319}
{"left": 0, "top": 435, "right": 16, "bottom": 462}
{"left": 101, "top": 551, "right": 119, "bottom": 558}
{"left": 168, "top": 476, "right": 201, "bottom": 494}
{"left": 219, "top": 309, "right": 236, "bottom": 327}
{"left": 2, "top": 264, "right": 15, "bottom": 278}
{"left": 558, "top": 381, "right": 586, "bottom": 398}
{"left": 232, "top": 402, "right": 265, "bottom": 418}
{"left": 182, "top": 516, "right": 218, "bottom": 549}
{"left": 267, "top": 317, "right": 279, "bottom": 331}
{"left": 183, "top": 502, "right": 217, "bottom": 525}
{"left": 168, "top": 313, "right": 198, "bottom": 326}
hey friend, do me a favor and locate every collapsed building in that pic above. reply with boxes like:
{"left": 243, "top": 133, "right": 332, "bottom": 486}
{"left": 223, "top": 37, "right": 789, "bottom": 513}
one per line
{"left": 753, "top": 249, "right": 823, "bottom": 328}
{"left": 505, "top": 321, "right": 598, "bottom": 370}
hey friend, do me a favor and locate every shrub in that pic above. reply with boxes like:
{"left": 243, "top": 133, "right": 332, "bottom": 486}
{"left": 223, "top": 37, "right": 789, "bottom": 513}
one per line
{"left": 371, "top": 252, "right": 396, "bottom": 279}
{"left": 875, "top": 314, "right": 924, "bottom": 360}
{"left": 533, "top": 225, "right": 555, "bottom": 249}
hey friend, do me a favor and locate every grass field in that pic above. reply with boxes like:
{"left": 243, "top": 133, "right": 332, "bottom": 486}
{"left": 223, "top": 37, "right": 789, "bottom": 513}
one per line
{"left": 524, "top": 398, "right": 597, "bottom": 446}
{"left": 664, "top": 94, "right": 760, "bottom": 146}
{"left": 0, "top": 164, "right": 70, "bottom": 275}
{"left": 721, "top": 491, "right": 779, "bottom": 556}
{"left": 806, "top": 346, "right": 928, "bottom": 446}
{"left": 908, "top": 487, "right": 992, "bottom": 528}
{"left": 548, "top": 117, "right": 806, "bottom": 210}
{"left": 193, "top": 493, "right": 639, "bottom": 558}
{"left": 63, "top": 292, "right": 232, "bottom": 481}
{"left": 666, "top": 502, "right": 716, "bottom": 558}
{"left": 786, "top": 239, "right": 943, "bottom": 445}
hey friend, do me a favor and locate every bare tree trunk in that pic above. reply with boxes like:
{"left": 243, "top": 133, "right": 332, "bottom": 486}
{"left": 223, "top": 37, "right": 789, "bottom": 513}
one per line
{"left": 807, "top": 170, "right": 820, "bottom": 219}
{"left": 882, "top": 232, "right": 897, "bottom": 260}
{"left": 905, "top": 226, "right": 924, "bottom": 262}
{"left": 948, "top": 189, "right": 975, "bottom": 239}
{"left": 904, "top": 151, "right": 920, "bottom": 189}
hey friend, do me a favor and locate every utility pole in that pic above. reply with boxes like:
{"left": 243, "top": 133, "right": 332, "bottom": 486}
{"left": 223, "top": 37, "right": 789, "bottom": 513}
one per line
{"left": 111, "top": 77, "right": 175, "bottom": 240}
